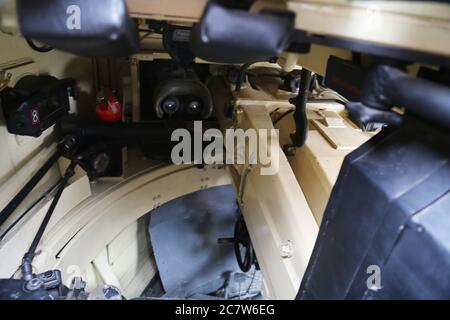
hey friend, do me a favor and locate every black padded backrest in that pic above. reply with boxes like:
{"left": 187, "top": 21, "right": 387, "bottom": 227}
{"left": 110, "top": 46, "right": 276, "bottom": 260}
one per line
{"left": 17, "top": 0, "right": 139, "bottom": 57}
{"left": 298, "top": 117, "right": 450, "bottom": 300}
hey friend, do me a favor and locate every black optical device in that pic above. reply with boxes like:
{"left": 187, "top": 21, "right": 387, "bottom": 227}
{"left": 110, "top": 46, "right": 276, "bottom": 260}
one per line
{"left": 0, "top": 75, "right": 75, "bottom": 137}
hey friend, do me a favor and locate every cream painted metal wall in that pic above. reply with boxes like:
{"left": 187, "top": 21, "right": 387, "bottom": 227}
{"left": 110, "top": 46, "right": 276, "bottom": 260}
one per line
{"left": 209, "top": 77, "right": 284, "bottom": 299}
{"left": 287, "top": 1, "right": 450, "bottom": 57}
{"left": 127, "top": 0, "right": 207, "bottom": 21}
{"left": 210, "top": 76, "right": 321, "bottom": 299}
{"left": 210, "top": 73, "right": 373, "bottom": 298}
{"left": 0, "top": 162, "right": 231, "bottom": 298}
{"left": 0, "top": 31, "right": 94, "bottom": 233}
{"left": 90, "top": 215, "right": 157, "bottom": 298}
{"left": 0, "top": 175, "right": 92, "bottom": 278}
{"left": 274, "top": 102, "right": 373, "bottom": 224}
{"left": 233, "top": 105, "right": 319, "bottom": 299}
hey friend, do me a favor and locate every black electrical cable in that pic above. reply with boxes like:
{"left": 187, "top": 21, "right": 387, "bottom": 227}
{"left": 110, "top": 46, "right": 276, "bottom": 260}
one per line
{"left": 25, "top": 37, "right": 53, "bottom": 53}
{"left": 21, "top": 161, "right": 77, "bottom": 281}
{"left": 273, "top": 109, "right": 294, "bottom": 126}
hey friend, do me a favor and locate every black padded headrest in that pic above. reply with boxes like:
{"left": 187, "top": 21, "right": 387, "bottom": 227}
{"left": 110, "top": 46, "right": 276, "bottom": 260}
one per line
{"left": 17, "top": 0, "right": 139, "bottom": 57}
{"left": 190, "top": 2, "right": 295, "bottom": 64}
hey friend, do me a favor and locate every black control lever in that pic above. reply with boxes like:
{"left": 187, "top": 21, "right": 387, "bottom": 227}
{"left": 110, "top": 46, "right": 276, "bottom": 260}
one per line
{"left": 21, "top": 160, "right": 77, "bottom": 283}
{"left": 0, "top": 135, "right": 81, "bottom": 299}
{"left": 290, "top": 68, "right": 312, "bottom": 147}
{"left": 0, "top": 135, "right": 78, "bottom": 227}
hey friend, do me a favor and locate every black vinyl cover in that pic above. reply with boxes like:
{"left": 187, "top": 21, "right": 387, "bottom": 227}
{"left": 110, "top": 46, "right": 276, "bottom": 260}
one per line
{"left": 298, "top": 117, "right": 450, "bottom": 299}
{"left": 17, "top": 0, "right": 139, "bottom": 57}
{"left": 190, "top": 2, "right": 294, "bottom": 64}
